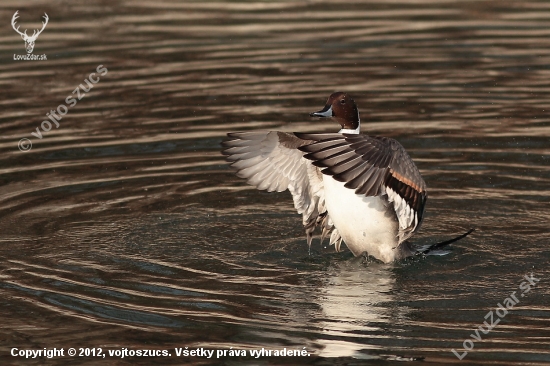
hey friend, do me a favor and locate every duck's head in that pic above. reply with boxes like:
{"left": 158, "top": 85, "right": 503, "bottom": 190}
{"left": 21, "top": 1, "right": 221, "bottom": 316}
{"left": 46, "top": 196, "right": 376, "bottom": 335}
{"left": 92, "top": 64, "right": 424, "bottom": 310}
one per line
{"left": 310, "top": 92, "right": 360, "bottom": 133}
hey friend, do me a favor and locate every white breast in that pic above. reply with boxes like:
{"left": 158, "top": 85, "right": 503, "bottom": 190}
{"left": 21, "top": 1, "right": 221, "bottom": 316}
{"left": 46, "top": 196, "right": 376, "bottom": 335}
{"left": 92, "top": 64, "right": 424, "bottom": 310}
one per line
{"left": 322, "top": 175, "right": 400, "bottom": 263}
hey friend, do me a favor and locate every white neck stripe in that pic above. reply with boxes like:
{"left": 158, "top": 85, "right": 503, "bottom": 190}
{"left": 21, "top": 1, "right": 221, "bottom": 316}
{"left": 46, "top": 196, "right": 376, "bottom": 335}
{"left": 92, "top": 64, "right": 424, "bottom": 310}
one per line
{"left": 339, "top": 118, "right": 361, "bottom": 134}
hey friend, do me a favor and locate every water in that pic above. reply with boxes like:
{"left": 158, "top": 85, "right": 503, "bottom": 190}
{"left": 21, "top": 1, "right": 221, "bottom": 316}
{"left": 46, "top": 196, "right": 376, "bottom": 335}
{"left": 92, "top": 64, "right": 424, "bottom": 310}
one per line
{"left": 0, "top": 1, "right": 549, "bottom": 364}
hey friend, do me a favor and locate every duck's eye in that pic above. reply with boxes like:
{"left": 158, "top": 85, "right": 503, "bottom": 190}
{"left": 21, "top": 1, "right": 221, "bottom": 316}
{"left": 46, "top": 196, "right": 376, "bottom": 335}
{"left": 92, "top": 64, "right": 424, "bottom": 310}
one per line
{"left": 340, "top": 99, "right": 346, "bottom": 104}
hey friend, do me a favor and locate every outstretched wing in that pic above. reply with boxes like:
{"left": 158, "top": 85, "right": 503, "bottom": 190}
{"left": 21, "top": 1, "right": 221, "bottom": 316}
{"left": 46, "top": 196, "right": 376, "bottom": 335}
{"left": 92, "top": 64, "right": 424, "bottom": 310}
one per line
{"left": 297, "top": 133, "right": 427, "bottom": 242}
{"left": 221, "top": 131, "right": 342, "bottom": 249}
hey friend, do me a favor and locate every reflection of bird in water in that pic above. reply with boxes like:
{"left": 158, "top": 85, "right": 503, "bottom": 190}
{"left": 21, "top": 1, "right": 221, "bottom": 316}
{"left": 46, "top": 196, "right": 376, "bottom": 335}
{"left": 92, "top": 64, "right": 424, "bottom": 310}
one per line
{"left": 223, "top": 92, "right": 467, "bottom": 263}
{"left": 311, "top": 260, "right": 399, "bottom": 358}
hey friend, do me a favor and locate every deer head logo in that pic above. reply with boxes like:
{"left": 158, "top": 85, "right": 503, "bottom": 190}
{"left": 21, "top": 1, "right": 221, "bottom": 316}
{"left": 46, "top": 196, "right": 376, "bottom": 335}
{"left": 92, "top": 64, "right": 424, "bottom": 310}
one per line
{"left": 11, "top": 11, "right": 49, "bottom": 54}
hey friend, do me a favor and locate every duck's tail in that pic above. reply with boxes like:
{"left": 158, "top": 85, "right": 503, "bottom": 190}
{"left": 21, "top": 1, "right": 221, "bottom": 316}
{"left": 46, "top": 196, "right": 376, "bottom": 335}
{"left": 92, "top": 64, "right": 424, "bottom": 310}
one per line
{"left": 415, "top": 228, "right": 475, "bottom": 256}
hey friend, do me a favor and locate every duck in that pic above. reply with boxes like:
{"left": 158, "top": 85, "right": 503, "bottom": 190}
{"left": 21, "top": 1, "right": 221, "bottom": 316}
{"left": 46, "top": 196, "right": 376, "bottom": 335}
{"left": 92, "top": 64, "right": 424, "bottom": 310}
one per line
{"left": 221, "top": 92, "right": 428, "bottom": 263}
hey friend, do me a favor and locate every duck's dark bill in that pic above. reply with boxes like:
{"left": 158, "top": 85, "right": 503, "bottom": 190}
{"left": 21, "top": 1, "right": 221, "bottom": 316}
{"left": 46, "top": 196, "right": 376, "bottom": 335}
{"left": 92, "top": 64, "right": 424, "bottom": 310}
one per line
{"left": 310, "top": 105, "right": 333, "bottom": 118}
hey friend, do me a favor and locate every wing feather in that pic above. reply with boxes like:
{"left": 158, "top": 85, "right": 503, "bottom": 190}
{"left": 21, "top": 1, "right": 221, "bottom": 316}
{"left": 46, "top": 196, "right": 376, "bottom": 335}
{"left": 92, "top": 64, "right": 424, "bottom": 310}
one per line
{"left": 222, "top": 131, "right": 342, "bottom": 249}
{"left": 299, "top": 134, "right": 427, "bottom": 242}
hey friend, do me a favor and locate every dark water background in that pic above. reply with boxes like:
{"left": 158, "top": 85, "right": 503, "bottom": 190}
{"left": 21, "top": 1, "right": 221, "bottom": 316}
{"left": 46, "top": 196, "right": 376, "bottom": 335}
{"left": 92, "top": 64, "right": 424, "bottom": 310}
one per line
{"left": 0, "top": 1, "right": 549, "bottom": 365}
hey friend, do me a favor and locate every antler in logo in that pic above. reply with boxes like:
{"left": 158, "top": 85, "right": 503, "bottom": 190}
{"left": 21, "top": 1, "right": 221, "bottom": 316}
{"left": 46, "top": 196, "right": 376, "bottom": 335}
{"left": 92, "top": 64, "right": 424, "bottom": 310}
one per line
{"left": 12, "top": 11, "right": 49, "bottom": 54}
